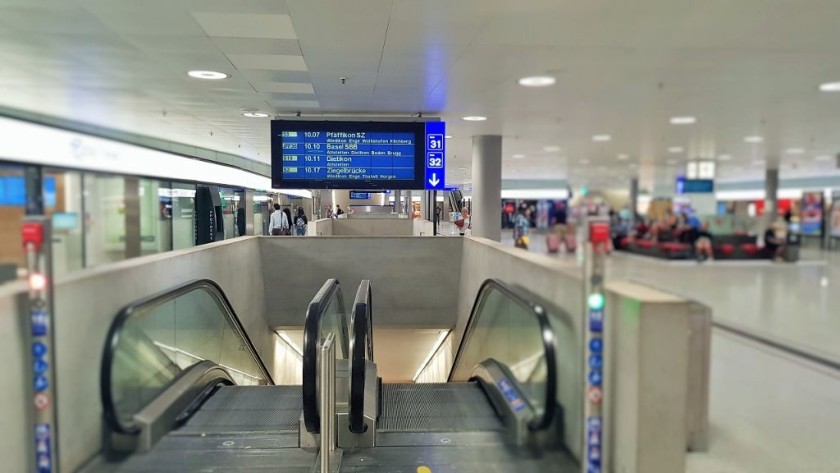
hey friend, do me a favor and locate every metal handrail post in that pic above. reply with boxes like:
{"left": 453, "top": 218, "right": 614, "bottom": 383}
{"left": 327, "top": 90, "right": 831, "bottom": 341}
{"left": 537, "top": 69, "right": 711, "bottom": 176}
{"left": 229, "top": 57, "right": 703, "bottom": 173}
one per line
{"left": 320, "top": 333, "right": 335, "bottom": 473}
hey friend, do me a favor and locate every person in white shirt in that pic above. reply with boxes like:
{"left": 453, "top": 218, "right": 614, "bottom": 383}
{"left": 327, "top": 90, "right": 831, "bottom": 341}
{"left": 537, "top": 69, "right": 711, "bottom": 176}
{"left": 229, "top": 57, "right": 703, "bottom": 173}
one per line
{"left": 269, "top": 203, "right": 290, "bottom": 236}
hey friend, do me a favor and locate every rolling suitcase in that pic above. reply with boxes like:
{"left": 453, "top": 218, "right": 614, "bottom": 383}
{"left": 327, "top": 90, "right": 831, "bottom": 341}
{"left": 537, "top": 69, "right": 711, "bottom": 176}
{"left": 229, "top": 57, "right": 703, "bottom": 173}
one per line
{"left": 564, "top": 233, "right": 577, "bottom": 253}
{"left": 547, "top": 234, "right": 561, "bottom": 253}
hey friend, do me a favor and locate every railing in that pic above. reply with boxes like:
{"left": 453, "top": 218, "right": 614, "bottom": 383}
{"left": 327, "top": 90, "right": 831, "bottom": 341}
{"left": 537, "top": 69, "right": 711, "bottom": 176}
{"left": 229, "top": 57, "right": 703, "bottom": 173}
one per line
{"left": 349, "top": 280, "right": 373, "bottom": 433}
{"left": 320, "top": 333, "right": 337, "bottom": 473}
{"left": 100, "top": 279, "right": 273, "bottom": 435}
{"left": 302, "top": 279, "right": 350, "bottom": 433}
{"left": 448, "top": 279, "right": 559, "bottom": 431}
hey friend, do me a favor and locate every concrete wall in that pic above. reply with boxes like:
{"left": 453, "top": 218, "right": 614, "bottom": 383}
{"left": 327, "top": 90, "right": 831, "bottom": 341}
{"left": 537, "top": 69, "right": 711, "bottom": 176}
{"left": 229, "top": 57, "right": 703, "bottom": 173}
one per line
{"left": 0, "top": 282, "right": 32, "bottom": 472}
{"left": 0, "top": 237, "right": 272, "bottom": 473}
{"left": 259, "top": 236, "right": 462, "bottom": 328}
{"left": 306, "top": 218, "right": 434, "bottom": 237}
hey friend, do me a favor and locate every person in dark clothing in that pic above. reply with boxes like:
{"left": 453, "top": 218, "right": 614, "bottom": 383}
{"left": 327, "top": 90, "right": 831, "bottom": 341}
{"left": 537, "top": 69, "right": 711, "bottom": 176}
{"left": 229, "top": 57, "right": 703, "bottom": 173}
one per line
{"left": 335, "top": 204, "right": 345, "bottom": 217}
{"left": 764, "top": 221, "right": 787, "bottom": 262}
{"left": 293, "top": 207, "right": 308, "bottom": 236}
{"left": 282, "top": 208, "right": 293, "bottom": 232}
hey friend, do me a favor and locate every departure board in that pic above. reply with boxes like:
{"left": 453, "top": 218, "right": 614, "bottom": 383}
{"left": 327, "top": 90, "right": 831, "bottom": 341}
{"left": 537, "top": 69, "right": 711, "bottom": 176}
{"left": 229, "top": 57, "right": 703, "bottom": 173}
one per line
{"left": 271, "top": 120, "right": 435, "bottom": 190}
{"left": 280, "top": 131, "right": 415, "bottom": 181}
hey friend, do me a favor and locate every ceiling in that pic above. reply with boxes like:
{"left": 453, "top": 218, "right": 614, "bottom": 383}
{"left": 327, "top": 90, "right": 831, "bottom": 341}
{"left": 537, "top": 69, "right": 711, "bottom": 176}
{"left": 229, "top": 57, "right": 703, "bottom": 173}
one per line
{"left": 2, "top": 0, "right": 840, "bottom": 189}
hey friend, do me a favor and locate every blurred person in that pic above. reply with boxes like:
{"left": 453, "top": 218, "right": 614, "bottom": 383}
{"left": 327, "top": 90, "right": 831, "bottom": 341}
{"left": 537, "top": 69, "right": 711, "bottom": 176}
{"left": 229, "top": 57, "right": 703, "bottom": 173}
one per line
{"left": 694, "top": 222, "right": 714, "bottom": 262}
{"left": 764, "top": 219, "right": 787, "bottom": 262}
{"left": 335, "top": 204, "right": 345, "bottom": 218}
{"left": 293, "top": 206, "right": 308, "bottom": 236}
{"left": 269, "top": 203, "right": 290, "bottom": 236}
{"left": 513, "top": 206, "right": 531, "bottom": 250}
{"left": 455, "top": 207, "right": 471, "bottom": 236}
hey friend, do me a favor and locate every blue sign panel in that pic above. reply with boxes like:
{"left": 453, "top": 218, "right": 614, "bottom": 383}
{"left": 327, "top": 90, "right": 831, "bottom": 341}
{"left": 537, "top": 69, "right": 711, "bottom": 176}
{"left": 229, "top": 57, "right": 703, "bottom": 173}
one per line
{"left": 684, "top": 179, "right": 714, "bottom": 193}
{"left": 424, "top": 122, "right": 446, "bottom": 190}
{"left": 349, "top": 191, "right": 372, "bottom": 200}
{"left": 35, "top": 423, "right": 51, "bottom": 473}
{"left": 589, "top": 309, "right": 603, "bottom": 333}
{"left": 497, "top": 377, "right": 527, "bottom": 412}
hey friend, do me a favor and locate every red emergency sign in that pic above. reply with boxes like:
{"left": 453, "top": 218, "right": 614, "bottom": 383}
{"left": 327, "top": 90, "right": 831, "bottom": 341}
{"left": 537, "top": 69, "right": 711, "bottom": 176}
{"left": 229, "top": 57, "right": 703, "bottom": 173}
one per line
{"left": 22, "top": 222, "right": 45, "bottom": 249}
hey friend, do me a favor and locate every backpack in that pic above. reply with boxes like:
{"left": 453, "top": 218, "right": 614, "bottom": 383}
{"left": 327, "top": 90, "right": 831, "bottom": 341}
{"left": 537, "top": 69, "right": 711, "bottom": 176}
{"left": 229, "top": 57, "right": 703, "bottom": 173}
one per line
{"left": 295, "top": 216, "right": 306, "bottom": 228}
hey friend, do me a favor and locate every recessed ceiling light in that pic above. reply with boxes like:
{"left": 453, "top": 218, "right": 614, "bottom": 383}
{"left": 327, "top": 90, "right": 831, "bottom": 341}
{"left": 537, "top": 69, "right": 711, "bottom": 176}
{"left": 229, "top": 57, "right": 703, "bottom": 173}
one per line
{"left": 187, "top": 70, "right": 229, "bottom": 80}
{"left": 445, "top": 135, "right": 453, "bottom": 139}
{"left": 543, "top": 145, "right": 561, "bottom": 152}
{"left": 819, "top": 82, "right": 840, "bottom": 92}
{"left": 815, "top": 155, "right": 833, "bottom": 161}
{"left": 592, "top": 134, "right": 611, "bottom": 142}
{"left": 668, "top": 146, "right": 684, "bottom": 153}
{"left": 462, "top": 116, "right": 487, "bottom": 121}
{"left": 242, "top": 112, "right": 269, "bottom": 118}
{"left": 617, "top": 154, "right": 629, "bottom": 160}
{"left": 718, "top": 154, "right": 732, "bottom": 161}
{"left": 518, "top": 75, "right": 556, "bottom": 87}
{"left": 744, "top": 136, "right": 764, "bottom": 143}
{"left": 512, "top": 154, "right": 526, "bottom": 159}
{"left": 670, "top": 116, "right": 697, "bottom": 125}
{"left": 580, "top": 159, "right": 590, "bottom": 164}
{"left": 786, "top": 148, "right": 805, "bottom": 154}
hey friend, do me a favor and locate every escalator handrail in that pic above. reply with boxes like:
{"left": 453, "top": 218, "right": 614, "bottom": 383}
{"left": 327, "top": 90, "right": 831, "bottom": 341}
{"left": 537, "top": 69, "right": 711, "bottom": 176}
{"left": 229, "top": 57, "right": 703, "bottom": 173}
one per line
{"left": 349, "top": 280, "right": 373, "bottom": 433}
{"left": 447, "top": 278, "right": 558, "bottom": 431}
{"left": 302, "top": 278, "right": 348, "bottom": 433}
{"left": 100, "top": 279, "right": 273, "bottom": 435}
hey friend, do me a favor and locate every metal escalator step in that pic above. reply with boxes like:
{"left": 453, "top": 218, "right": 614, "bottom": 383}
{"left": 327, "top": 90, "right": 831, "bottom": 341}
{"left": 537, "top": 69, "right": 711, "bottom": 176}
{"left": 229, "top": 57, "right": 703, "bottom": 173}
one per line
{"left": 179, "top": 385, "right": 302, "bottom": 433}
{"left": 378, "top": 382, "right": 504, "bottom": 432}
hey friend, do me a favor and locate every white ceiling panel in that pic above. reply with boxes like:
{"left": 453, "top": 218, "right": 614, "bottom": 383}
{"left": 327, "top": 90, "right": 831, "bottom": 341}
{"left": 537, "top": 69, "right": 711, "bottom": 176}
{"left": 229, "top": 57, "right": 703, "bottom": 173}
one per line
{"left": 80, "top": 2, "right": 207, "bottom": 37}
{"left": 191, "top": 12, "right": 297, "bottom": 40}
{"left": 212, "top": 38, "right": 301, "bottom": 56}
{"left": 226, "top": 54, "right": 307, "bottom": 71}
{"left": 268, "top": 99, "right": 320, "bottom": 110}
{"left": 253, "top": 82, "right": 315, "bottom": 94}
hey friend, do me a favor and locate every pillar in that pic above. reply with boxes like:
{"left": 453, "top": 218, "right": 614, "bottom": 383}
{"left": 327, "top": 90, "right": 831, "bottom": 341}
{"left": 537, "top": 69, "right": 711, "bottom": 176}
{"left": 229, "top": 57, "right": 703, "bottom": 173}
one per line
{"left": 630, "top": 177, "right": 639, "bottom": 219}
{"left": 471, "top": 135, "right": 503, "bottom": 241}
{"left": 243, "top": 190, "right": 255, "bottom": 235}
{"left": 765, "top": 168, "right": 779, "bottom": 223}
{"left": 420, "top": 191, "right": 429, "bottom": 220}
{"left": 124, "top": 177, "right": 141, "bottom": 258}
{"left": 393, "top": 190, "right": 401, "bottom": 213}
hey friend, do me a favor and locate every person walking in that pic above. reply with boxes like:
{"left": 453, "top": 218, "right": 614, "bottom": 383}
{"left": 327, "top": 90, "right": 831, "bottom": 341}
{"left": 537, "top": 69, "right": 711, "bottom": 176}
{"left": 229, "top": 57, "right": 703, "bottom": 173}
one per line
{"left": 294, "top": 207, "right": 308, "bottom": 236}
{"left": 513, "top": 206, "right": 531, "bottom": 249}
{"left": 269, "top": 203, "right": 290, "bottom": 236}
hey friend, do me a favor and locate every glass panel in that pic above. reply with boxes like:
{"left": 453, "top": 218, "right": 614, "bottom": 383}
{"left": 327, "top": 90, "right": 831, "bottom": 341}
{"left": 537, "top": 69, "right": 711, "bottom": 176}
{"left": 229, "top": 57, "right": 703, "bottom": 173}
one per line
{"left": 46, "top": 170, "right": 84, "bottom": 277}
{"left": 139, "top": 179, "right": 170, "bottom": 255}
{"left": 219, "top": 188, "right": 237, "bottom": 240}
{"left": 450, "top": 287, "right": 549, "bottom": 412}
{"left": 84, "top": 174, "right": 126, "bottom": 267}
{"left": 320, "top": 289, "right": 349, "bottom": 360}
{"left": 171, "top": 182, "right": 196, "bottom": 249}
{"left": 254, "top": 193, "right": 270, "bottom": 236}
{"left": 109, "top": 285, "right": 268, "bottom": 427}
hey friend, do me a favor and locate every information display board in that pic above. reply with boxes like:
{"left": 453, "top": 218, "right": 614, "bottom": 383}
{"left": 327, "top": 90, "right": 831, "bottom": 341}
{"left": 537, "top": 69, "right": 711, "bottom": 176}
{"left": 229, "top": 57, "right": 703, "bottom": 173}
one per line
{"left": 272, "top": 120, "right": 444, "bottom": 190}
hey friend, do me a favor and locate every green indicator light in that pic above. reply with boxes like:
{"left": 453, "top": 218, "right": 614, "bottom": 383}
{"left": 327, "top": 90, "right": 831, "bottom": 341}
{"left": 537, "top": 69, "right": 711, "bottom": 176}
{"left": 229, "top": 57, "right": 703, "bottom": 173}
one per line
{"left": 588, "top": 292, "right": 605, "bottom": 311}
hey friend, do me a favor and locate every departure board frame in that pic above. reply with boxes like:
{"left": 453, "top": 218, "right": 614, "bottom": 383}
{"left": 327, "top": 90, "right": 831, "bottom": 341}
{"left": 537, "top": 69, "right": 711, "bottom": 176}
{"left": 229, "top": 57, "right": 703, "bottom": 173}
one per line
{"left": 271, "top": 120, "right": 429, "bottom": 190}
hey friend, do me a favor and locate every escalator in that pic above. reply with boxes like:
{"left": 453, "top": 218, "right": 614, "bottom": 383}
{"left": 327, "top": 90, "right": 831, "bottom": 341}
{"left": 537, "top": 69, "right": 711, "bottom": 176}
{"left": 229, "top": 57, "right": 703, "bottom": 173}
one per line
{"left": 84, "top": 278, "right": 349, "bottom": 472}
{"left": 84, "top": 277, "right": 576, "bottom": 472}
{"left": 342, "top": 279, "right": 578, "bottom": 472}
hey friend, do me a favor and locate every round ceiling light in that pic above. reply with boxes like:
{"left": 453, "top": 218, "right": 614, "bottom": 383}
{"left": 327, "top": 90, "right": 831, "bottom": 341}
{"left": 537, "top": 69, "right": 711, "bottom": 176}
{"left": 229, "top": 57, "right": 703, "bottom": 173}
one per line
{"left": 543, "top": 145, "right": 561, "bottom": 152}
{"left": 617, "top": 154, "right": 629, "bottom": 160}
{"left": 462, "top": 116, "right": 487, "bottom": 121}
{"left": 815, "top": 155, "right": 833, "bottom": 161}
{"left": 242, "top": 112, "right": 270, "bottom": 118}
{"left": 512, "top": 154, "right": 526, "bottom": 159}
{"left": 668, "top": 146, "right": 684, "bottom": 153}
{"left": 518, "top": 75, "right": 556, "bottom": 87}
{"left": 592, "top": 134, "right": 611, "bottom": 142}
{"left": 670, "top": 116, "right": 697, "bottom": 125}
{"left": 786, "top": 148, "right": 805, "bottom": 154}
{"left": 819, "top": 82, "right": 840, "bottom": 92}
{"left": 187, "top": 70, "right": 229, "bottom": 80}
{"left": 744, "top": 136, "right": 764, "bottom": 143}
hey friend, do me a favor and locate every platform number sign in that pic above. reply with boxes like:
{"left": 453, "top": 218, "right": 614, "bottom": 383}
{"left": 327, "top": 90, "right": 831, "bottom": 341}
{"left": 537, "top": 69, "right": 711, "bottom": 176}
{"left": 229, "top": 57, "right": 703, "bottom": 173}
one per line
{"left": 424, "top": 122, "right": 446, "bottom": 190}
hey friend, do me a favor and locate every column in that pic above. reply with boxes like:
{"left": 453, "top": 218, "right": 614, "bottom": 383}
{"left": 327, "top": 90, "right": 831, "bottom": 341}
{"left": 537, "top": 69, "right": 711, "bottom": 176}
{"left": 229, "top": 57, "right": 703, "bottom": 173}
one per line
{"left": 630, "top": 177, "right": 639, "bottom": 219}
{"left": 243, "top": 190, "right": 255, "bottom": 235}
{"left": 471, "top": 135, "right": 503, "bottom": 241}
{"left": 404, "top": 190, "right": 412, "bottom": 215}
{"left": 420, "top": 191, "right": 429, "bottom": 220}
{"left": 765, "top": 168, "right": 779, "bottom": 223}
{"left": 393, "top": 190, "right": 401, "bottom": 213}
{"left": 124, "top": 177, "right": 141, "bottom": 258}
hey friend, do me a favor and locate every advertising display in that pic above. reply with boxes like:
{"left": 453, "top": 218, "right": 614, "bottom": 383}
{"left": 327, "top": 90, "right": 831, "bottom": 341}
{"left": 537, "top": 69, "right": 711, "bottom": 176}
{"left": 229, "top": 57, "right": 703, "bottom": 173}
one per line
{"left": 800, "top": 192, "right": 824, "bottom": 236}
{"left": 271, "top": 120, "right": 444, "bottom": 190}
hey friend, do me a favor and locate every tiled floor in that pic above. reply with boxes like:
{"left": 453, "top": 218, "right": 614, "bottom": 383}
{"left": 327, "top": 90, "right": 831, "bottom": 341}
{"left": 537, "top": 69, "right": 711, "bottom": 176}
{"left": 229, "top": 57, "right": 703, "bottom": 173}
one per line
{"left": 500, "top": 230, "right": 840, "bottom": 472}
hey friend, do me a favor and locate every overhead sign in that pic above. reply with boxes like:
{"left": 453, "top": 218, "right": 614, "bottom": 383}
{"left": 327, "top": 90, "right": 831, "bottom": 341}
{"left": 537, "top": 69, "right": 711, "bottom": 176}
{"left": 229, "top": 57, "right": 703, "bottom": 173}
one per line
{"left": 271, "top": 120, "right": 437, "bottom": 190}
{"left": 349, "top": 191, "right": 372, "bottom": 200}
{"left": 424, "top": 121, "right": 446, "bottom": 190}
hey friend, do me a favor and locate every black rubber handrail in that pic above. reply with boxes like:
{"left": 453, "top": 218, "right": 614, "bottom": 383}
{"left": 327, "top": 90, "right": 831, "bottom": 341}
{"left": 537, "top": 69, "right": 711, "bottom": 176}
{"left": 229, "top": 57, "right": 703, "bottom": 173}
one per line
{"left": 302, "top": 279, "right": 349, "bottom": 433}
{"left": 100, "top": 279, "right": 273, "bottom": 435}
{"left": 349, "top": 280, "right": 373, "bottom": 433}
{"left": 447, "top": 278, "right": 559, "bottom": 431}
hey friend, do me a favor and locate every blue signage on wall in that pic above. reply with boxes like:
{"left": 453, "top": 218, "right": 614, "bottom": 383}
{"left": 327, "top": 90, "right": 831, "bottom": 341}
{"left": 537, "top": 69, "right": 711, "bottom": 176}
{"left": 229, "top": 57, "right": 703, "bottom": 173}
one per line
{"left": 424, "top": 122, "right": 446, "bottom": 190}
{"left": 349, "top": 191, "right": 372, "bottom": 200}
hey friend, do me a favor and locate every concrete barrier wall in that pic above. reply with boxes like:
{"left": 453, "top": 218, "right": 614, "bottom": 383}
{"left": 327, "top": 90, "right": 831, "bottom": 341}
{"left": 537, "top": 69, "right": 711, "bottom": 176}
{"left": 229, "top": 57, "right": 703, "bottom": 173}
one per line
{"left": 0, "top": 282, "right": 32, "bottom": 472}
{"left": 305, "top": 218, "right": 434, "bottom": 237}
{"left": 0, "top": 237, "right": 273, "bottom": 473}
{"left": 259, "top": 236, "right": 462, "bottom": 328}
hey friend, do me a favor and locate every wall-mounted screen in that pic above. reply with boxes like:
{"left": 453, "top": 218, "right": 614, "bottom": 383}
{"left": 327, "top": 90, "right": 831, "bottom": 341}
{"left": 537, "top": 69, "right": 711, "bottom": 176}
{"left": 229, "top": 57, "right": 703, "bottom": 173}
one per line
{"left": 271, "top": 120, "right": 431, "bottom": 190}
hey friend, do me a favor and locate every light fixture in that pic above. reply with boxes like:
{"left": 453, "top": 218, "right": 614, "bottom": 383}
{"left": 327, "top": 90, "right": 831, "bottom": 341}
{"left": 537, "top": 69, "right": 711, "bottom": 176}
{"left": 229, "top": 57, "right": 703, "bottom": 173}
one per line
{"left": 242, "top": 112, "right": 269, "bottom": 118}
{"left": 668, "top": 146, "right": 684, "bottom": 153}
{"left": 786, "top": 148, "right": 805, "bottom": 154}
{"left": 518, "top": 75, "right": 556, "bottom": 87}
{"left": 819, "top": 82, "right": 840, "bottom": 92}
{"left": 718, "top": 154, "right": 732, "bottom": 161}
{"left": 462, "top": 116, "right": 487, "bottom": 121}
{"left": 670, "top": 116, "right": 697, "bottom": 125}
{"left": 580, "top": 159, "right": 590, "bottom": 164}
{"left": 744, "top": 136, "right": 764, "bottom": 143}
{"left": 617, "top": 154, "right": 629, "bottom": 160}
{"left": 815, "top": 155, "right": 832, "bottom": 161}
{"left": 445, "top": 135, "right": 453, "bottom": 139}
{"left": 512, "top": 154, "right": 525, "bottom": 159}
{"left": 187, "top": 70, "right": 229, "bottom": 80}
{"left": 592, "top": 134, "right": 611, "bottom": 142}
{"left": 544, "top": 145, "right": 561, "bottom": 152}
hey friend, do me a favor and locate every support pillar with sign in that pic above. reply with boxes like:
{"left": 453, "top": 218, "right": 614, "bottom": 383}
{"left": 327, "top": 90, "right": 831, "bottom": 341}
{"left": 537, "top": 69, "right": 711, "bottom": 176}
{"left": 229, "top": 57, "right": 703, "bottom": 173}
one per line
{"left": 22, "top": 217, "right": 59, "bottom": 473}
{"left": 583, "top": 218, "right": 610, "bottom": 473}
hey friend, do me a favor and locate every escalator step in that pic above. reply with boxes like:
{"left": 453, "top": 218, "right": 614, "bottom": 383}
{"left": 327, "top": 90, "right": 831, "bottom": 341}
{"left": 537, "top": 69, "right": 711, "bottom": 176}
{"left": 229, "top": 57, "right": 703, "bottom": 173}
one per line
{"left": 180, "top": 385, "right": 302, "bottom": 433}
{"left": 378, "top": 382, "right": 504, "bottom": 432}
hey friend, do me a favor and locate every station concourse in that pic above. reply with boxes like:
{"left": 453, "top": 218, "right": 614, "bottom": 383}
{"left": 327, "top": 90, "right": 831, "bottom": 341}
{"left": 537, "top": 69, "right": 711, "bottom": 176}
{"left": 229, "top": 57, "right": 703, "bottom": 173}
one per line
{"left": 2, "top": 2, "right": 840, "bottom": 473}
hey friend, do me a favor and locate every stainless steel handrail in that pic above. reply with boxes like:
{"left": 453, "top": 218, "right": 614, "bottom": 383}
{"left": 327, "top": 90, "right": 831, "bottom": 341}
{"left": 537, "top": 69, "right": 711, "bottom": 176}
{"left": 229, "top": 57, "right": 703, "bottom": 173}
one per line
{"left": 320, "top": 333, "right": 336, "bottom": 473}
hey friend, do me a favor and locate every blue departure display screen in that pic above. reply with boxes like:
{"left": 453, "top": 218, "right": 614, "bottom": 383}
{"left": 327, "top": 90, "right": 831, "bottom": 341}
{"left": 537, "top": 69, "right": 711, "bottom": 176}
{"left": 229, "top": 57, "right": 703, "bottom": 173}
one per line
{"left": 271, "top": 121, "right": 429, "bottom": 190}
